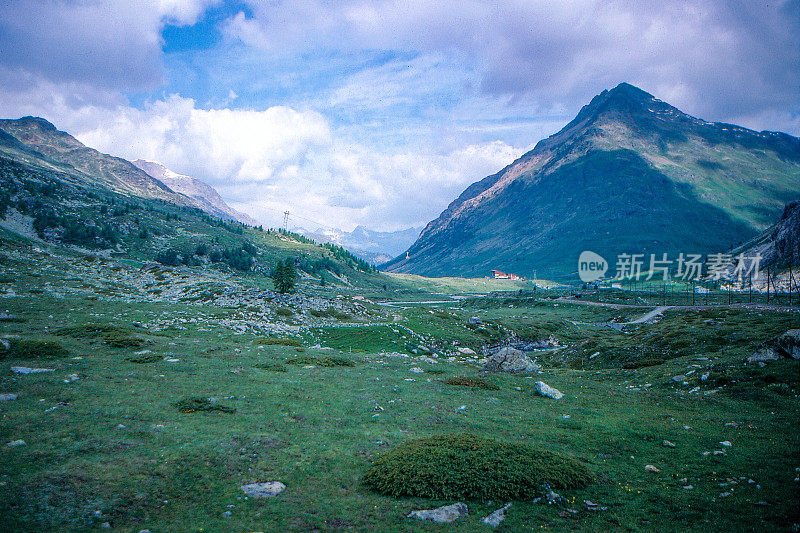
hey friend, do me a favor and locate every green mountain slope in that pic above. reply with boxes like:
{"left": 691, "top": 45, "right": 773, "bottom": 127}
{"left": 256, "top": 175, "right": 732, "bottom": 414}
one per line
{"left": 384, "top": 83, "right": 800, "bottom": 280}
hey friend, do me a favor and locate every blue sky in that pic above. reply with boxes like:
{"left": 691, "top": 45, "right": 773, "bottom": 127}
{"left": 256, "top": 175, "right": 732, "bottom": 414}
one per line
{"left": 0, "top": 0, "right": 798, "bottom": 231}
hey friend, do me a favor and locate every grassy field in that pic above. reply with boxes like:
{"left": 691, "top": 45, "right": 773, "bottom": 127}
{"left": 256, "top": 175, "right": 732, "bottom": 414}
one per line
{"left": 1, "top": 246, "right": 799, "bottom": 532}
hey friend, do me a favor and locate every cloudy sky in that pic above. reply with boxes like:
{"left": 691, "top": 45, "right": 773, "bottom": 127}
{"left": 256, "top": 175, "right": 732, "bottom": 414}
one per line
{"left": 0, "top": 1, "right": 798, "bottom": 231}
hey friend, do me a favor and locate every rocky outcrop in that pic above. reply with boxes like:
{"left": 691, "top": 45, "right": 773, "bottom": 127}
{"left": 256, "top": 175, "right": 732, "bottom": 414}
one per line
{"left": 749, "top": 330, "right": 800, "bottom": 362}
{"left": 483, "top": 347, "right": 541, "bottom": 373}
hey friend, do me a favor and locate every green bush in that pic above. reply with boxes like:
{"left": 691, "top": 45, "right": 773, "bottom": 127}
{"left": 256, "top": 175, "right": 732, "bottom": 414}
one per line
{"left": 317, "top": 356, "right": 356, "bottom": 367}
{"left": 255, "top": 363, "right": 288, "bottom": 372}
{"left": 443, "top": 376, "right": 500, "bottom": 390}
{"left": 275, "top": 307, "right": 295, "bottom": 317}
{"left": 7, "top": 339, "right": 70, "bottom": 359}
{"left": 175, "top": 397, "right": 235, "bottom": 414}
{"left": 363, "top": 434, "right": 593, "bottom": 501}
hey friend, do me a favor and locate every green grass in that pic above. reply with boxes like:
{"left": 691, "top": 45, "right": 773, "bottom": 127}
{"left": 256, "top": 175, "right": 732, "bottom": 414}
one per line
{"left": 362, "top": 434, "right": 594, "bottom": 500}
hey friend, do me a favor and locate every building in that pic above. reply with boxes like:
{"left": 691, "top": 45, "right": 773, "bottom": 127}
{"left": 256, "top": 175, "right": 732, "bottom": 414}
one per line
{"left": 491, "top": 269, "right": 523, "bottom": 280}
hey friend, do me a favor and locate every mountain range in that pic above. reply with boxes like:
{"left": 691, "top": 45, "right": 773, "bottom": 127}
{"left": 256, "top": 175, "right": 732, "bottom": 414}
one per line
{"left": 296, "top": 225, "right": 421, "bottom": 265}
{"left": 383, "top": 83, "right": 800, "bottom": 280}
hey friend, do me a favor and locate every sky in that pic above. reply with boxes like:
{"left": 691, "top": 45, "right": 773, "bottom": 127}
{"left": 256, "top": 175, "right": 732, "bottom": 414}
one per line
{"left": 0, "top": 0, "right": 798, "bottom": 232}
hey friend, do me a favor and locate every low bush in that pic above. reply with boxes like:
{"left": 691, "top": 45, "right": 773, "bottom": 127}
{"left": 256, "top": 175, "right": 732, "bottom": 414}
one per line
{"left": 363, "top": 434, "right": 593, "bottom": 500}
{"left": 443, "top": 376, "right": 500, "bottom": 390}
{"left": 175, "top": 397, "right": 235, "bottom": 414}
{"left": 7, "top": 340, "right": 70, "bottom": 359}
{"left": 126, "top": 354, "right": 161, "bottom": 363}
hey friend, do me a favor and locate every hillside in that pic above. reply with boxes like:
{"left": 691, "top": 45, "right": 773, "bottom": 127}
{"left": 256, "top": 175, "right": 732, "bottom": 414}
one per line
{"left": 732, "top": 201, "right": 800, "bottom": 269}
{"left": 132, "top": 159, "right": 257, "bottom": 225}
{"left": 383, "top": 83, "right": 800, "bottom": 280}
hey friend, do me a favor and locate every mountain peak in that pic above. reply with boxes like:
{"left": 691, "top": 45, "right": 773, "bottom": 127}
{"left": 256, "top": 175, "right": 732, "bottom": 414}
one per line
{"left": 15, "top": 116, "right": 59, "bottom": 131}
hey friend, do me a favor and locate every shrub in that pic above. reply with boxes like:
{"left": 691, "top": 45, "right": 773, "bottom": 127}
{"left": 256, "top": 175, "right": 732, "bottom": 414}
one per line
{"left": 175, "top": 397, "right": 235, "bottom": 414}
{"left": 443, "top": 376, "right": 500, "bottom": 390}
{"left": 7, "top": 340, "right": 70, "bottom": 359}
{"left": 363, "top": 434, "right": 593, "bottom": 501}
{"left": 101, "top": 331, "right": 145, "bottom": 348}
{"left": 275, "top": 307, "right": 295, "bottom": 317}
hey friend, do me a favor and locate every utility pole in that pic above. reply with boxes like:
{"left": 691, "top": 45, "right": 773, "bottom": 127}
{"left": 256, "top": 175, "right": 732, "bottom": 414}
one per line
{"left": 283, "top": 211, "right": 289, "bottom": 232}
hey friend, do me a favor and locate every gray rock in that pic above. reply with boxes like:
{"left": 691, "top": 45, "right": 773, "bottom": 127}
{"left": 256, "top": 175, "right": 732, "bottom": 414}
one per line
{"left": 0, "top": 339, "right": 9, "bottom": 351}
{"left": 468, "top": 317, "right": 482, "bottom": 325}
{"left": 775, "top": 330, "right": 800, "bottom": 359}
{"left": 457, "top": 347, "right": 476, "bottom": 355}
{"left": 0, "top": 312, "right": 18, "bottom": 321}
{"left": 408, "top": 502, "right": 468, "bottom": 523}
{"left": 481, "top": 503, "right": 511, "bottom": 527}
{"left": 672, "top": 375, "right": 687, "bottom": 382}
{"left": 240, "top": 481, "right": 285, "bottom": 498}
{"left": 483, "top": 347, "right": 541, "bottom": 373}
{"left": 0, "top": 393, "right": 18, "bottom": 401}
{"left": 6, "top": 439, "right": 26, "bottom": 447}
{"left": 534, "top": 381, "right": 564, "bottom": 399}
{"left": 10, "top": 366, "right": 54, "bottom": 374}
{"left": 748, "top": 346, "right": 782, "bottom": 362}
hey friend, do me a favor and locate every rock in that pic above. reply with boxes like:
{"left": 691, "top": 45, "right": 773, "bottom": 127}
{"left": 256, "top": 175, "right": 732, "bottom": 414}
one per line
{"left": 0, "top": 393, "right": 18, "bottom": 401}
{"left": 63, "top": 374, "right": 79, "bottom": 383}
{"left": 0, "top": 339, "right": 9, "bottom": 351}
{"left": 719, "top": 441, "right": 732, "bottom": 447}
{"left": 409, "top": 367, "right": 424, "bottom": 373}
{"left": 645, "top": 465, "right": 660, "bottom": 473}
{"left": 534, "top": 381, "right": 564, "bottom": 400}
{"left": 481, "top": 503, "right": 511, "bottom": 527}
{"left": 483, "top": 347, "right": 541, "bottom": 373}
{"left": 7, "top": 439, "right": 26, "bottom": 447}
{"left": 11, "top": 366, "right": 54, "bottom": 374}
{"left": 545, "top": 490, "right": 562, "bottom": 504}
{"left": 775, "top": 330, "right": 800, "bottom": 359}
{"left": 662, "top": 440, "right": 676, "bottom": 448}
{"left": 672, "top": 375, "right": 687, "bottom": 382}
{"left": 240, "top": 481, "right": 286, "bottom": 498}
{"left": 468, "top": 317, "right": 481, "bottom": 325}
{"left": 748, "top": 346, "right": 781, "bottom": 362}
{"left": 0, "top": 312, "right": 18, "bottom": 321}
{"left": 457, "top": 347, "right": 476, "bottom": 355}
{"left": 701, "top": 373, "right": 710, "bottom": 381}
{"left": 408, "top": 502, "right": 468, "bottom": 523}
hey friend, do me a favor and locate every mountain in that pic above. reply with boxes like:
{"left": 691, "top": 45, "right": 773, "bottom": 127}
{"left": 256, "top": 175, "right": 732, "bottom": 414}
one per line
{"left": 296, "top": 225, "right": 421, "bottom": 265}
{"left": 383, "top": 83, "right": 800, "bottom": 280}
{"left": 131, "top": 160, "right": 257, "bottom": 225}
{"left": 732, "top": 201, "right": 800, "bottom": 269}
{"left": 0, "top": 117, "right": 187, "bottom": 205}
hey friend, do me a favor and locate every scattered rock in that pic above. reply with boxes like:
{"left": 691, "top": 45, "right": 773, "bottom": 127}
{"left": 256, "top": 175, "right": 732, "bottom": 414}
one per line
{"left": 457, "top": 347, "right": 476, "bottom": 355}
{"left": 748, "top": 346, "right": 781, "bottom": 362}
{"left": 481, "top": 503, "right": 511, "bottom": 527}
{"left": 534, "top": 381, "right": 564, "bottom": 400}
{"left": 719, "top": 441, "right": 732, "bottom": 447}
{"left": 645, "top": 465, "right": 660, "bottom": 473}
{"left": 0, "top": 312, "right": 18, "bottom": 321}
{"left": 63, "top": 374, "right": 79, "bottom": 383}
{"left": 409, "top": 367, "right": 424, "bottom": 373}
{"left": 672, "top": 375, "right": 687, "bottom": 382}
{"left": 483, "top": 347, "right": 541, "bottom": 373}
{"left": 719, "top": 492, "right": 732, "bottom": 498}
{"left": 585, "top": 500, "right": 608, "bottom": 511}
{"left": 408, "top": 502, "right": 468, "bottom": 523}
{"left": 6, "top": 439, "right": 26, "bottom": 447}
{"left": 662, "top": 440, "right": 676, "bottom": 448}
{"left": 11, "top": 366, "right": 54, "bottom": 374}
{"left": 0, "top": 393, "right": 18, "bottom": 401}
{"left": 240, "top": 481, "right": 286, "bottom": 498}
{"left": 468, "top": 317, "right": 482, "bottom": 325}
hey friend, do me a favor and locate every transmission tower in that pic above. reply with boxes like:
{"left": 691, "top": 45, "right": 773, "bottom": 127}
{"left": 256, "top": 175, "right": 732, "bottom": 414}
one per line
{"left": 283, "top": 210, "right": 289, "bottom": 231}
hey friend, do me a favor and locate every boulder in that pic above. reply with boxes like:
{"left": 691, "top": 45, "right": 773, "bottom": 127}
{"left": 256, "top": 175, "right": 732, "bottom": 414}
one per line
{"left": 10, "top": 367, "right": 54, "bottom": 374}
{"left": 240, "top": 481, "right": 285, "bottom": 498}
{"left": 483, "top": 347, "right": 541, "bottom": 373}
{"left": 468, "top": 317, "right": 481, "bottom": 325}
{"left": 534, "top": 381, "right": 564, "bottom": 399}
{"left": 749, "top": 330, "right": 800, "bottom": 362}
{"left": 0, "top": 393, "right": 18, "bottom": 401}
{"left": 457, "top": 347, "right": 476, "bottom": 355}
{"left": 408, "top": 502, "right": 468, "bottom": 523}
{"left": 748, "top": 346, "right": 782, "bottom": 362}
